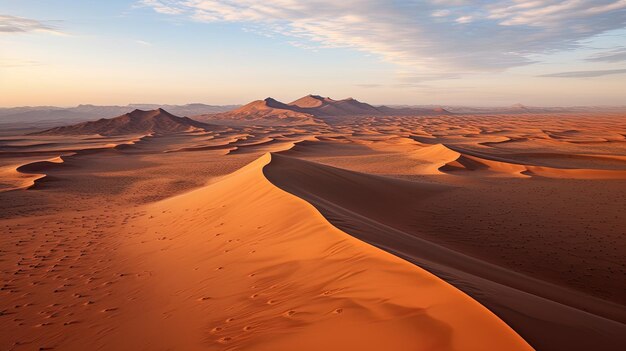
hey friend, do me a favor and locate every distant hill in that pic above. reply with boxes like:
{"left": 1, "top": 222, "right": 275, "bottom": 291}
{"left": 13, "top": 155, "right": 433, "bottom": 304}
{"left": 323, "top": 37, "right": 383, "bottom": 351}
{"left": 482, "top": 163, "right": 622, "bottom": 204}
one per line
{"left": 0, "top": 104, "right": 238, "bottom": 128}
{"left": 289, "top": 95, "right": 384, "bottom": 116}
{"left": 196, "top": 95, "right": 450, "bottom": 124}
{"left": 441, "top": 104, "right": 626, "bottom": 114}
{"left": 196, "top": 98, "right": 321, "bottom": 125}
{"left": 32, "top": 108, "right": 213, "bottom": 136}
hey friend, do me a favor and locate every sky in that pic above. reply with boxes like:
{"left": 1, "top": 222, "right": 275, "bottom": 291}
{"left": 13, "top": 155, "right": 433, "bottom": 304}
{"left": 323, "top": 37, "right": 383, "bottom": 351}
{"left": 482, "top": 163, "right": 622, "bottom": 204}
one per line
{"left": 1, "top": 0, "right": 625, "bottom": 107}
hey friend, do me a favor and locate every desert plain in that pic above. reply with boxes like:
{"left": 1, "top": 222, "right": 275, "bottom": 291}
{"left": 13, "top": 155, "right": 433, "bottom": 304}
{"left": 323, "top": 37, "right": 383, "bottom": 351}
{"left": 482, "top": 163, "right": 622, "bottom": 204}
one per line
{"left": 0, "top": 96, "right": 625, "bottom": 351}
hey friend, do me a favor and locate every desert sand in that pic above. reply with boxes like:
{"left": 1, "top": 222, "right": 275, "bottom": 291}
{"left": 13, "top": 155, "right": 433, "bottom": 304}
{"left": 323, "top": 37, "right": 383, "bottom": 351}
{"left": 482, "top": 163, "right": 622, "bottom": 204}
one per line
{"left": 1, "top": 104, "right": 625, "bottom": 350}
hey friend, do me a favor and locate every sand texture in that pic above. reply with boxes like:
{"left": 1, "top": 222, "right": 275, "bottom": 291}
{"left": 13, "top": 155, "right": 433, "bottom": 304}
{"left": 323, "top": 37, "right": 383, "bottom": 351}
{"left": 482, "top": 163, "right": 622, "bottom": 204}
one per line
{"left": 1, "top": 110, "right": 625, "bottom": 350}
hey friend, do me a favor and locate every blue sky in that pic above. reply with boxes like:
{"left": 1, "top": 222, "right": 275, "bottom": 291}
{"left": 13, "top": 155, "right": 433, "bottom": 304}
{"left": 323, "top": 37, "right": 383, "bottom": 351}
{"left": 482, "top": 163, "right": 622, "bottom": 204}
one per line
{"left": 1, "top": 0, "right": 625, "bottom": 107}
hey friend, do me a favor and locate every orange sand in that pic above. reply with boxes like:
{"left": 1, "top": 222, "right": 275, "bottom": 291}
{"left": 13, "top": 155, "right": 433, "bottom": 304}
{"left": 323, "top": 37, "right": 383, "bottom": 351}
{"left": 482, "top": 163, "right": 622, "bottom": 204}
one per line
{"left": 2, "top": 110, "right": 625, "bottom": 350}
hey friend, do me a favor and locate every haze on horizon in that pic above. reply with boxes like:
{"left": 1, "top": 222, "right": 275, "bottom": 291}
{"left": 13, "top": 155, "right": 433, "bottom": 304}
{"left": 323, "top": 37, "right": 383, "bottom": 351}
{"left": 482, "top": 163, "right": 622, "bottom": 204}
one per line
{"left": 1, "top": 0, "right": 626, "bottom": 107}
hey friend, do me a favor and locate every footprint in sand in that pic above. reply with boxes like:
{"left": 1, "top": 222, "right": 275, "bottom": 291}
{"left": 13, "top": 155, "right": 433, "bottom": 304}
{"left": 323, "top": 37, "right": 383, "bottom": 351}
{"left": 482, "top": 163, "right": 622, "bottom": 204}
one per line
{"left": 283, "top": 310, "right": 296, "bottom": 317}
{"left": 217, "top": 336, "right": 232, "bottom": 343}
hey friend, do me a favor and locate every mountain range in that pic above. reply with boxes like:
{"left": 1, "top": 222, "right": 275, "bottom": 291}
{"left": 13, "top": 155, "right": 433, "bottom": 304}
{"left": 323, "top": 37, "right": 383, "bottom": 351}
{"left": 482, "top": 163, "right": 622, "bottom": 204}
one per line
{"left": 196, "top": 95, "right": 450, "bottom": 124}
{"left": 0, "top": 103, "right": 238, "bottom": 128}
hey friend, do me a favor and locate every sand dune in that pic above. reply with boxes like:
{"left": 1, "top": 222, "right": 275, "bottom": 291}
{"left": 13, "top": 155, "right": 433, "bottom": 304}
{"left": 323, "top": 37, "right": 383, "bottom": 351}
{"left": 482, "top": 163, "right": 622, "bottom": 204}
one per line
{"left": 2, "top": 134, "right": 156, "bottom": 191}
{"left": 0, "top": 153, "right": 531, "bottom": 350}
{"left": 264, "top": 153, "right": 626, "bottom": 351}
{"left": 442, "top": 146, "right": 626, "bottom": 179}
{"left": 386, "top": 143, "right": 461, "bottom": 175}
{"left": 2, "top": 111, "right": 625, "bottom": 350}
{"left": 0, "top": 155, "right": 67, "bottom": 191}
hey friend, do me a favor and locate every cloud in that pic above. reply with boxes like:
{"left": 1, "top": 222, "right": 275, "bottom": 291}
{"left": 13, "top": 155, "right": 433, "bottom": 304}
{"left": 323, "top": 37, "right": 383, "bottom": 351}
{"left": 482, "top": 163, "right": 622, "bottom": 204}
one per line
{"left": 539, "top": 68, "right": 626, "bottom": 77}
{"left": 139, "top": 1, "right": 626, "bottom": 75}
{"left": 0, "top": 14, "right": 62, "bottom": 35}
{"left": 455, "top": 15, "right": 474, "bottom": 24}
{"left": 355, "top": 84, "right": 383, "bottom": 88}
{"left": 0, "top": 58, "right": 42, "bottom": 67}
{"left": 587, "top": 47, "right": 626, "bottom": 62}
{"left": 135, "top": 39, "right": 152, "bottom": 46}
{"left": 137, "top": 0, "right": 185, "bottom": 15}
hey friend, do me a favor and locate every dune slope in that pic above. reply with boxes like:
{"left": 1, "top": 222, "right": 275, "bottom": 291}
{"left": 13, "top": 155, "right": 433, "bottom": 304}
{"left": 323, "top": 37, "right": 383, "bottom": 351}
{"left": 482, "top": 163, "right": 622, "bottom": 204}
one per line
{"left": 0, "top": 153, "right": 531, "bottom": 351}
{"left": 263, "top": 153, "right": 626, "bottom": 351}
{"left": 141, "top": 153, "right": 531, "bottom": 350}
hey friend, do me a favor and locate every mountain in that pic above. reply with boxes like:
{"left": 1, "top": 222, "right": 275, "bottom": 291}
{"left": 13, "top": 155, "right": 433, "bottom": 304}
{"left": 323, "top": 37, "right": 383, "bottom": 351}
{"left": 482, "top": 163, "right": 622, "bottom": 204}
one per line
{"left": 196, "top": 95, "right": 451, "bottom": 124}
{"left": 197, "top": 98, "right": 320, "bottom": 125}
{"left": 289, "top": 95, "right": 383, "bottom": 116}
{"left": 32, "top": 108, "right": 213, "bottom": 136}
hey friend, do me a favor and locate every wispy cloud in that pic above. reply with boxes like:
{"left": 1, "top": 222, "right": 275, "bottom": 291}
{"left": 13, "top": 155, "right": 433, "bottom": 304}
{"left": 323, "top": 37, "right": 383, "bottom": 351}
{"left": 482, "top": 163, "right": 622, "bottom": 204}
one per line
{"left": 0, "top": 58, "right": 42, "bottom": 67}
{"left": 539, "top": 68, "right": 626, "bottom": 78}
{"left": 138, "top": 1, "right": 626, "bottom": 76}
{"left": 137, "top": 0, "right": 185, "bottom": 15}
{"left": 135, "top": 39, "right": 153, "bottom": 46}
{"left": 0, "top": 14, "right": 63, "bottom": 35}
{"left": 587, "top": 47, "right": 626, "bottom": 62}
{"left": 355, "top": 84, "right": 383, "bottom": 89}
